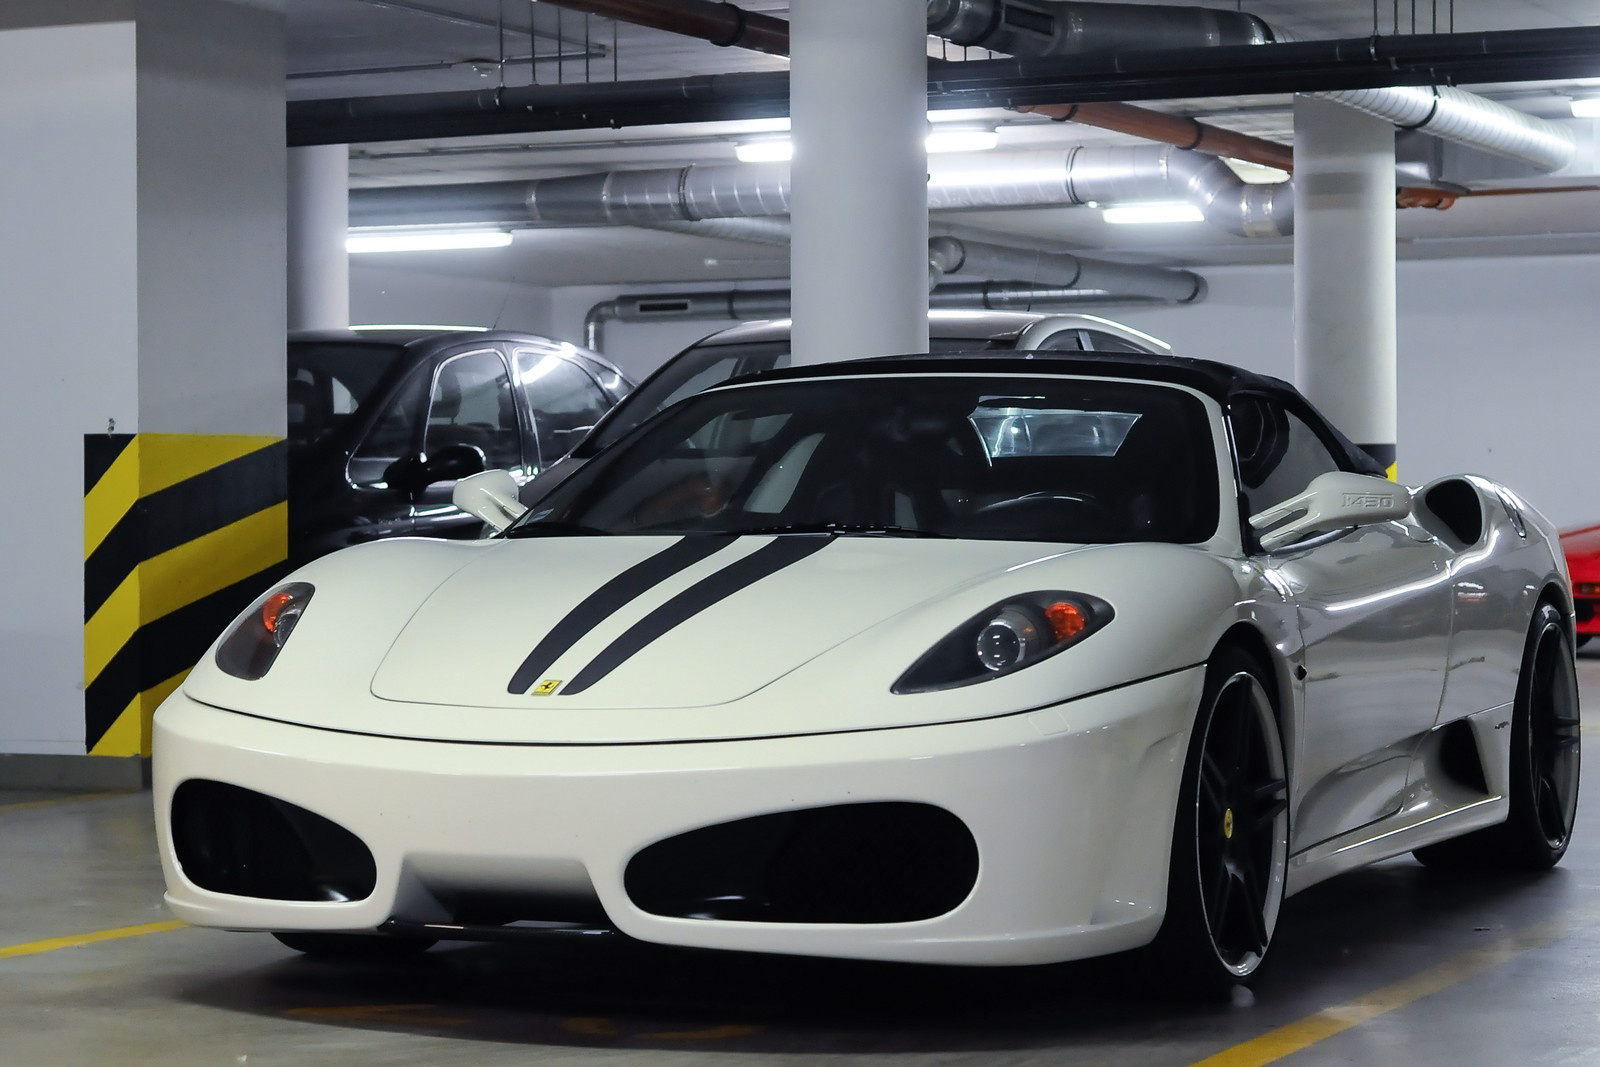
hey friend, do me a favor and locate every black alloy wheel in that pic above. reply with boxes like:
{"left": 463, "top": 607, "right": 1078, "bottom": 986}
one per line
{"left": 1506, "top": 602, "right": 1581, "bottom": 865}
{"left": 1414, "top": 600, "right": 1581, "bottom": 871}
{"left": 1132, "top": 647, "right": 1289, "bottom": 997}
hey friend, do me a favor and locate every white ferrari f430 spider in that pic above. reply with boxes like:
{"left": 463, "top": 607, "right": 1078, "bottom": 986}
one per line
{"left": 153, "top": 351, "right": 1579, "bottom": 995}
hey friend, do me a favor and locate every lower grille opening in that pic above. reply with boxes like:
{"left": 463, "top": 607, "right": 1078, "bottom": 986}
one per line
{"left": 624, "top": 802, "right": 978, "bottom": 925}
{"left": 170, "top": 779, "right": 376, "bottom": 902}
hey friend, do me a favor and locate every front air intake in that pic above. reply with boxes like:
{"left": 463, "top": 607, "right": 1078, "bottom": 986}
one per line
{"left": 170, "top": 780, "right": 376, "bottom": 902}
{"left": 625, "top": 802, "right": 978, "bottom": 924}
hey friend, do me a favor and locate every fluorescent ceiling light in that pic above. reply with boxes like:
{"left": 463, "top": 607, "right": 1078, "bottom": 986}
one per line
{"left": 736, "top": 121, "right": 1001, "bottom": 163}
{"left": 926, "top": 126, "right": 1000, "bottom": 153}
{"left": 1223, "top": 158, "right": 1291, "bottom": 184}
{"left": 1571, "top": 97, "right": 1600, "bottom": 118}
{"left": 1101, "top": 201, "right": 1206, "bottom": 225}
{"left": 734, "top": 139, "right": 793, "bottom": 163}
{"left": 347, "top": 229, "right": 513, "bottom": 253}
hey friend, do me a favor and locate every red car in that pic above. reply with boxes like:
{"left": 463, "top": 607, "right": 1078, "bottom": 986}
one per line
{"left": 1561, "top": 524, "right": 1600, "bottom": 646}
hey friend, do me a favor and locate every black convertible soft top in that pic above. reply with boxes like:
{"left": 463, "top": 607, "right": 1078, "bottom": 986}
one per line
{"left": 722, "top": 349, "right": 1388, "bottom": 479}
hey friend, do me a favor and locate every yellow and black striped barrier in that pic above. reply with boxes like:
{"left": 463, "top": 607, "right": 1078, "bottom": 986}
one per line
{"left": 83, "top": 434, "right": 288, "bottom": 757}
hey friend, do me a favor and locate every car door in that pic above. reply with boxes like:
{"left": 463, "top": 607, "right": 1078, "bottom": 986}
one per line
{"left": 511, "top": 344, "right": 617, "bottom": 474}
{"left": 410, "top": 347, "right": 526, "bottom": 537}
{"left": 1239, "top": 395, "right": 1454, "bottom": 850}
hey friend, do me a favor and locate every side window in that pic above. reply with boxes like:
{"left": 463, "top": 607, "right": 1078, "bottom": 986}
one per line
{"left": 1232, "top": 396, "right": 1342, "bottom": 516}
{"left": 515, "top": 348, "right": 610, "bottom": 468}
{"left": 424, "top": 350, "right": 522, "bottom": 470}
{"left": 1033, "top": 329, "right": 1090, "bottom": 352}
{"left": 348, "top": 366, "right": 429, "bottom": 487}
{"left": 1081, "top": 331, "right": 1151, "bottom": 354}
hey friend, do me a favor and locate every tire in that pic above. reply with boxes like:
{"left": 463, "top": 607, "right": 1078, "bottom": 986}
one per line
{"left": 1129, "top": 647, "right": 1290, "bottom": 998}
{"left": 1414, "top": 601, "right": 1581, "bottom": 871}
{"left": 272, "top": 931, "right": 436, "bottom": 959}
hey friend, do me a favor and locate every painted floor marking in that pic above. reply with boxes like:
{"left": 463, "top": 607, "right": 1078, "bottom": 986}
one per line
{"left": 0, "top": 919, "right": 186, "bottom": 960}
{"left": 1190, "top": 911, "right": 1591, "bottom": 1066}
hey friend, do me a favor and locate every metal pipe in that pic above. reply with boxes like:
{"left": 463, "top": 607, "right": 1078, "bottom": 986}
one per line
{"left": 928, "top": 0, "right": 1272, "bottom": 54}
{"left": 927, "top": 236, "right": 1206, "bottom": 300}
{"left": 289, "top": 27, "right": 1600, "bottom": 145}
{"left": 534, "top": 0, "right": 790, "bottom": 56}
{"left": 928, "top": 0, "right": 1576, "bottom": 173}
{"left": 584, "top": 278, "right": 1201, "bottom": 350}
{"left": 1017, "top": 101, "right": 1295, "bottom": 173}
{"left": 353, "top": 145, "right": 1290, "bottom": 235}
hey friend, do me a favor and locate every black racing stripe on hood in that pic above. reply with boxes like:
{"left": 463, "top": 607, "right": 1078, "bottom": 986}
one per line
{"left": 506, "top": 535, "right": 738, "bottom": 694}
{"left": 560, "top": 535, "right": 833, "bottom": 697}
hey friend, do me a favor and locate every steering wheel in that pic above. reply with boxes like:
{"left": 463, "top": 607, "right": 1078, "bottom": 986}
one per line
{"left": 971, "top": 492, "right": 1118, "bottom": 538}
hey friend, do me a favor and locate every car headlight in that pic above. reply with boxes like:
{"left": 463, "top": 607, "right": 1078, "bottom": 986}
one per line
{"left": 893, "top": 592, "right": 1112, "bottom": 694}
{"left": 215, "top": 582, "right": 314, "bottom": 680}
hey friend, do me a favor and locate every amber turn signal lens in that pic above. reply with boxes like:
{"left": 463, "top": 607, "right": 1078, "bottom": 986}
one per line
{"left": 1044, "top": 600, "right": 1087, "bottom": 642}
{"left": 261, "top": 592, "right": 296, "bottom": 633}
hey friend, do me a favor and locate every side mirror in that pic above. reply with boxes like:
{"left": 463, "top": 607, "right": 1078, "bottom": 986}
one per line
{"left": 422, "top": 443, "right": 486, "bottom": 484}
{"left": 452, "top": 469, "right": 527, "bottom": 533}
{"left": 1251, "top": 471, "right": 1411, "bottom": 552}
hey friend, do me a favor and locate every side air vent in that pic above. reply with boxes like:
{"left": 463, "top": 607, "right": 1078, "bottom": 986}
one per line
{"left": 1418, "top": 478, "right": 1484, "bottom": 549}
{"left": 625, "top": 802, "right": 979, "bottom": 925}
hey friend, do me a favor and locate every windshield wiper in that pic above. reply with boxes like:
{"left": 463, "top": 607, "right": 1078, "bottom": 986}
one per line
{"left": 504, "top": 520, "right": 610, "bottom": 538}
{"left": 730, "top": 522, "right": 951, "bottom": 538}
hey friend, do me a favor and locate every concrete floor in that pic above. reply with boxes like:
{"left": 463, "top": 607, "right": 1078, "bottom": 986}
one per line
{"left": 6, "top": 660, "right": 1600, "bottom": 1066}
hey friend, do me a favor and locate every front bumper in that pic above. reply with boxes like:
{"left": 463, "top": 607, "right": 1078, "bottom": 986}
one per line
{"left": 1572, "top": 583, "right": 1600, "bottom": 636}
{"left": 153, "top": 667, "right": 1202, "bottom": 966}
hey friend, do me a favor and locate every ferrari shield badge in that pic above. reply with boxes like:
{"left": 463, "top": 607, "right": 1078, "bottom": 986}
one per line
{"left": 532, "top": 679, "right": 562, "bottom": 696}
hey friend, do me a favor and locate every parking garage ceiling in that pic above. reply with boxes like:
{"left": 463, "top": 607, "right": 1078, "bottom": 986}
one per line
{"left": 285, "top": 0, "right": 1600, "bottom": 284}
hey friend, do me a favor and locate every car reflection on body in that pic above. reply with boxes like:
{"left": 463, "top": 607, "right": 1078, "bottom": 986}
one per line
{"left": 1559, "top": 523, "right": 1600, "bottom": 647}
{"left": 156, "top": 349, "right": 1579, "bottom": 998}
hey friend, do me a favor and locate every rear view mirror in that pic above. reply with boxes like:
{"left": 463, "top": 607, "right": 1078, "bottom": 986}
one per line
{"left": 452, "top": 469, "right": 527, "bottom": 533}
{"left": 1252, "top": 471, "right": 1411, "bottom": 552}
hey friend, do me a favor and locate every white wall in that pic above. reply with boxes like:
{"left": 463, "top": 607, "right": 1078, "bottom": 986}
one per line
{"left": 350, "top": 261, "right": 560, "bottom": 338}
{"left": 354, "top": 253, "right": 1600, "bottom": 528}
{"left": 0, "top": 22, "right": 139, "bottom": 756}
{"left": 0, "top": 3, "right": 286, "bottom": 760}
{"left": 1120, "top": 256, "right": 1600, "bottom": 529}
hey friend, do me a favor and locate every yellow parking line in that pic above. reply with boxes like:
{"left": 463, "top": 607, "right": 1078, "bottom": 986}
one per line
{"left": 0, "top": 792, "right": 121, "bottom": 815}
{"left": 0, "top": 920, "right": 185, "bottom": 960}
{"left": 1191, "top": 914, "right": 1587, "bottom": 1066}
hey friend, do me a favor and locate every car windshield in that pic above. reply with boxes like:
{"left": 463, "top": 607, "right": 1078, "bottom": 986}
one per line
{"left": 510, "top": 374, "right": 1219, "bottom": 544}
{"left": 287, "top": 341, "right": 411, "bottom": 454}
{"left": 578, "top": 335, "right": 1015, "bottom": 457}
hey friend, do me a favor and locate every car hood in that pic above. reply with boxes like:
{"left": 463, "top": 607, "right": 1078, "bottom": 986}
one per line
{"left": 185, "top": 534, "right": 1241, "bottom": 743}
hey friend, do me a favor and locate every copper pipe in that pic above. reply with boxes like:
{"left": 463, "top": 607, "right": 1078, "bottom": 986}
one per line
{"left": 535, "top": 0, "right": 790, "bottom": 57}
{"left": 1020, "top": 103, "right": 1463, "bottom": 210}
{"left": 1016, "top": 102, "right": 1295, "bottom": 173}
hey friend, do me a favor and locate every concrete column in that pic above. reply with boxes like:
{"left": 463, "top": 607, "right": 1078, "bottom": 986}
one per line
{"left": 288, "top": 144, "right": 350, "bottom": 330}
{"left": 1293, "top": 95, "right": 1398, "bottom": 477}
{"left": 0, "top": 0, "right": 287, "bottom": 784}
{"left": 789, "top": 0, "right": 928, "bottom": 364}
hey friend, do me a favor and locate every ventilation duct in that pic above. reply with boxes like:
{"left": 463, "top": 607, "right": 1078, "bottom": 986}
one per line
{"left": 927, "top": 236, "right": 1207, "bottom": 300}
{"left": 584, "top": 280, "right": 1194, "bottom": 350}
{"left": 624, "top": 223, "right": 1206, "bottom": 302}
{"left": 351, "top": 146, "right": 1287, "bottom": 235}
{"left": 927, "top": 0, "right": 1577, "bottom": 173}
